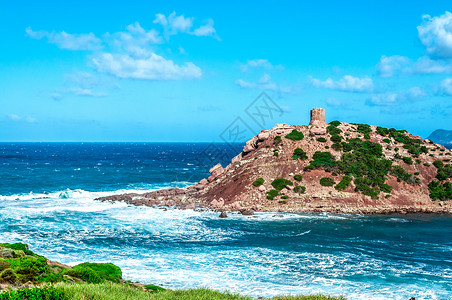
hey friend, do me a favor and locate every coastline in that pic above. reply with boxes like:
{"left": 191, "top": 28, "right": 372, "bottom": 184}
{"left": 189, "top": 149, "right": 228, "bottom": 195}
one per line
{"left": 95, "top": 187, "right": 452, "bottom": 215}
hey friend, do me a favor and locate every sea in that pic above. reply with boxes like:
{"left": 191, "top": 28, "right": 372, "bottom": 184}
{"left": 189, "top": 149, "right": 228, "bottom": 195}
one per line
{"left": 0, "top": 143, "right": 451, "bottom": 300}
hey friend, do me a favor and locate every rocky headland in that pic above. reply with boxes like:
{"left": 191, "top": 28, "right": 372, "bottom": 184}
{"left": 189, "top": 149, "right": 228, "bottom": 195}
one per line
{"left": 96, "top": 109, "right": 452, "bottom": 215}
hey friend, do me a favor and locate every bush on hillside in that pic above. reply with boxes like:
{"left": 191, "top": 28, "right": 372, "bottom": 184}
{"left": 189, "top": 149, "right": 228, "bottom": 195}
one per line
{"left": 320, "top": 177, "right": 335, "bottom": 187}
{"left": 271, "top": 178, "right": 293, "bottom": 191}
{"left": 292, "top": 148, "right": 308, "bottom": 160}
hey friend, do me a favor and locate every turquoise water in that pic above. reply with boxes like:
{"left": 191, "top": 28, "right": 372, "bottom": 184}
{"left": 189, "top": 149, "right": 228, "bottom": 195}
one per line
{"left": 0, "top": 143, "right": 451, "bottom": 299}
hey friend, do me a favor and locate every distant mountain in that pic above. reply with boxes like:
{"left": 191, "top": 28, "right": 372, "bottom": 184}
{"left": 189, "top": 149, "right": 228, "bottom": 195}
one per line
{"left": 427, "top": 129, "right": 452, "bottom": 149}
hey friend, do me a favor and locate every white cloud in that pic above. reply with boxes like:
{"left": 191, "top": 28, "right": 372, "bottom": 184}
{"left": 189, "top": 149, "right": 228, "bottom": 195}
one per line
{"left": 311, "top": 75, "right": 373, "bottom": 92}
{"left": 437, "top": 78, "right": 452, "bottom": 95}
{"left": 8, "top": 114, "right": 37, "bottom": 123}
{"left": 235, "top": 73, "right": 297, "bottom": 94}
{"left": 154, "top": 12, "right": 193, "bottom": 37}
{"left": 26, "top": 27, "right": 102, "bottom": 51}
{"left": 418, "top": 12, "right": 452, "bottom": 58}
{"left": 376, "top": 55, "right": 412, "bottom": 77}
{"left": 366, "top": 87, "right": 426, "bottom": 106}
{"left": 92, "top": 53, "right": 202, "bottom": 80}
{"left": 376, "top": 55, "right": 452, "bottom": 76}
{"left": 413, "top": 56, "right": 452, "bottom": 74}
{"left": 153, "top": 12, "right": 219, "bottom": 40}
{"left": 240, "top": 59, "right": 284, "bottom": 72}
{"left": 105, "top": 22, "right": 162, "bottom": 58}
{"left": 192, "top": 19, "right": 220, "bottom": 40}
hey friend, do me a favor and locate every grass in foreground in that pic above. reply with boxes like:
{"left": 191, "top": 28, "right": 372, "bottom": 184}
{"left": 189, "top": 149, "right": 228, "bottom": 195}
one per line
{"left": 0, "top": 283, "right": 345, "bottom": 300}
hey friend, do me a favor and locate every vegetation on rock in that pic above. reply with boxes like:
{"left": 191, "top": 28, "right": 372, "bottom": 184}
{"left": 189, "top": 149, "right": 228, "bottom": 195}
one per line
{"left": 271, "top": 178, "right": 293, "bottom": 191}
{"left": 320, "top": 177, "right": 335, "bottom": 187}
{"left": 292, "top": 148, "right": 308, "bottom": 160}
{"left": 293, "top": 174, "right": 303, "bottom": 181}
{"left": 252, "top": 178, "right": 265, "bottom": 187}
{"left": 293, "top": 186, "right": 306, "bottom": 194}
{"left": 285, "top": 129, "right": 304, "bottom": 141}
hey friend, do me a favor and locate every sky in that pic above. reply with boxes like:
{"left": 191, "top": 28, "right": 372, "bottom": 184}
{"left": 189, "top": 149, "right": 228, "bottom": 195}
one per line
{"left": 1, "top": 0, "right": 451, "bottom": 142}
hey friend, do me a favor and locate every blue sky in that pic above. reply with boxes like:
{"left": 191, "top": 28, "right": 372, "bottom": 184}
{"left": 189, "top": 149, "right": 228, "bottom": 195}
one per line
{"left": 1, "top": 0, "right": 451, "bottom": 142}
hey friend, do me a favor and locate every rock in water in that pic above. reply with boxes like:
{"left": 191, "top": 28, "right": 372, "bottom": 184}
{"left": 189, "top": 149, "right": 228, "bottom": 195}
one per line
{"left": 240, "top": 209, "right": 254, "bottom": 216}
{"left": 219, "top": 211, "right": 228, "bottom": 218}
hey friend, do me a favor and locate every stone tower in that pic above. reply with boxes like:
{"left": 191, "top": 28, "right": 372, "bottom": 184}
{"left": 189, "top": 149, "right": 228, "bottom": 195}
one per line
{"left": 309, "top": 108, "right": 327, "bottom": 127}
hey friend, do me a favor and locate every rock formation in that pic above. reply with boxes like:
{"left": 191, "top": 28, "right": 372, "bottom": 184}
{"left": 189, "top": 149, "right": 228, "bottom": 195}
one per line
{"left": 96, "top": 108, "right": 452, "bottom": 215}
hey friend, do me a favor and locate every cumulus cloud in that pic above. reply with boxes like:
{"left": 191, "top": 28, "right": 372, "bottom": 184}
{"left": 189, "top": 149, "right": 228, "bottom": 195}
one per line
{"left": 92, "top": 53, "right": 202, "bottom": 80}
{"left": 192, "top": 19, "right": 220, "bottom": 40}
{"left": 437, "top": 78, "right": 452, "bottom": 95}
{"left": 418, "top": 12, "right": 452, "bottom": 59}
{"left": 8, "top": 114, "right": 37, "bottom": 123}
{"left": 311, "top": 75, "right": 373, "bottom": 92}
{"left": 104, "top": 22, "right": 162, "bottom": 58}
{"left": 235, "top": 73, "right": 297, "bottom": 95}
{"left": 366, "top": 87, "right": 426, "bottom": 106}
{"left": 376, "top": 55, "right": 452, "bottom": 76}
{"left": 240, "top": 59, "right": 284, "bottom": 72}
{"left": 376, "top": 55, "right": 412, "bottom": 77}
{"left": 153, "top": 12, "right": 220, "bottom": 40}
{"left": 26, "top": 27, "right": 102, "bottom": 51}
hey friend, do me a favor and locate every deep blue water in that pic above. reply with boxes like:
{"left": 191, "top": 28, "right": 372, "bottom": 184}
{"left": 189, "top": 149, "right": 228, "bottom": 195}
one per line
{"left": 0, "top": 143, "right": 451, "bottom": 300}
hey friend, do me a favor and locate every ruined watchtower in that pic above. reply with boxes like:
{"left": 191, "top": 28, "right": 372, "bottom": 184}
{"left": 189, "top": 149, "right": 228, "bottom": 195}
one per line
{"left": 309, "top": 108, "right": 327, "bottom": 127}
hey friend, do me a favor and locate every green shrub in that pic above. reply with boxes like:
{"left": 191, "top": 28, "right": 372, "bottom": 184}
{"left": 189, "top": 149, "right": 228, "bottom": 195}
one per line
{"left": 294, "top": 174, "right": 303, "bottom": 181}
{"left": 144, "top": 284, "right": 166, "bottom": 293}
{"left": 380, "top": 183, "right": 393, "bottom": 193}
{"left": 306, "top": 151, "right": 337, "bottom": 171}
{"left": 335, "top": 175, "right": 352, "bottom": 191}
{"left": 285, "top": 129, "right": 304, "bottom": 141}
{"left": 423, "top": 163, "right": 430, "bottom": 166}
{"left": 293, "top": 185, "right": 306, "bottom": 194}
{"left": 391, "top": 166, "right": 417, "bottom": 185}
{"left": 252, "top": 178, "right": 264, "bottom": 187}
{"left": 320, "top": 177, "right": 335, "bottom": 187}
{"left": 356, "top": 124, "right": 372, "bottom": 135}
{"left": 428, "top": 180, "right": 452, "bottom": 200}
{"left": 0, "top": 243, "right": 34, "bottom": 256}
{"left": 271, "top": 178, "right": 293, "bottom": 191}
{"left": 64, "top": 266, "right": 103, "bottom": 284}
{"left": 0, "top": 286, "right": 67, "bottom": 300}
{"left": 278, "top": 200, "right": 287, "bottom": 204}
{"left": 266, "top": 189, "right": 279, "bottom": 200}
{"left": 281, "top": 195, "right": 289, "bottom": 199}
{"left": 329, "top": 120, "right": 341, "bottom": 127}
{"left": 273, "top": 150, "right": 279, "bottom": 157}
{"left": 433, "top": 160, "right": 444, "bottom": 169}
{"left": 0, "top": 268, "right": 17, "bottom": 284}
{"left": 331, "top": 143, "right": 342, "bottom": 151}
{"left": 9, "top": 256, "right": 49, "bottom": 283}
{"left": 415, "top": 159, "right": 421, "bottom": 164}
{"left": 72, "top": 263, "right": 122, "bottom": 283}
{"left": 376, "top": 126, "right": 390, "bottom": 136}
{"left": 414, "top": 172, "right": 420, "bottom": 175}
{"left": 327, "top": 124, "right": 342, "bottom": 135}
{"left": 292, "top": 148, "right": 308, "bottom": 160}
{"left": 273, "top": 136, "right": 282, "bottom": 146}
{"left": 383, "top": 138, "right": 391, "bottom": 144}
{"left": 402, "top": 156, "right": 413, "bottom": 165}
{"left": 436, "top": 165, "right": 452, "bottom": 181}
{"left": 316, "top": 137, "right": 327, "bottom": 142}
{"left": 0, "top": 260, "right": 10, "bottom": 272}
{"left": 330, "top": 135, "right": 342, "bottom": 143}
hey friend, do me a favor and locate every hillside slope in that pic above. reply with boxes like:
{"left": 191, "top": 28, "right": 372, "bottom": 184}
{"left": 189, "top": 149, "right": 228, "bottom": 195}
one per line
{"left": 98, "top": 109, "right": 452, "bottom": 214}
